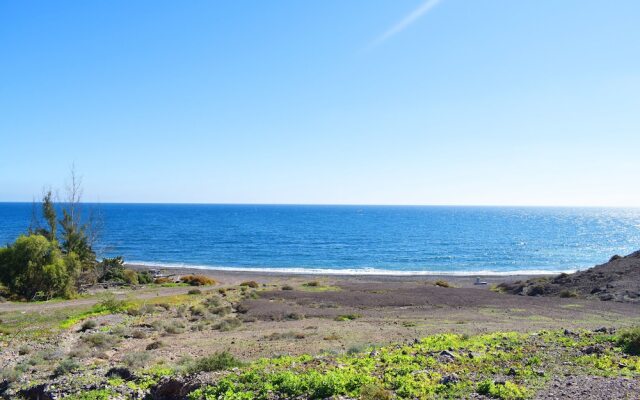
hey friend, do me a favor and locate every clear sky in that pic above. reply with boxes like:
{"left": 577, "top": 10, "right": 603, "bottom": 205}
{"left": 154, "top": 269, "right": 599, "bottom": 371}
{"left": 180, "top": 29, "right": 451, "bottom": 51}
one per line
{"left": 1, "top": 1, "right": 639, "bottom": 206}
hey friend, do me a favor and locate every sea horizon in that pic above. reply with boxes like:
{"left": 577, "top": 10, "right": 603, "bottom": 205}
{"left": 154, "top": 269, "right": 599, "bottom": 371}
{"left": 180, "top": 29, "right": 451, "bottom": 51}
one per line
{"left": 2, "top": 203, "right": 638, "bottom": 276}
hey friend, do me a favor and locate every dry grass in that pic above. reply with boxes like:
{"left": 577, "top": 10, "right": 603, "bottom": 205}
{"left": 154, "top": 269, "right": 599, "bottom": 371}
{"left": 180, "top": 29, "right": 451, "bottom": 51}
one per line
{"left": 180, "top": 275, "right": 217, "bottom": 286}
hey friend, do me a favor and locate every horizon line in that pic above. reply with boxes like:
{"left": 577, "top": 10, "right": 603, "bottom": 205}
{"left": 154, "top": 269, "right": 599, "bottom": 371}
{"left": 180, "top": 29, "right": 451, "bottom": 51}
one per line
{"left": 0, "top": 201, "right": 638, "bottom": 209}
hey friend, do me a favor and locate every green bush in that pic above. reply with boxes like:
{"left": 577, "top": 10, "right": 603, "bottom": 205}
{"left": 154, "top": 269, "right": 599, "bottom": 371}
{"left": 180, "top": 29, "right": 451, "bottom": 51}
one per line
{"left": 0, "top": 234, "right": 80, "bottom": 299}
{"left": 164, "top": 320, "right": 186, "bottom": 334}
{"left": 96, "top": 293, "right": 129, "bottom": 313}
{"left": 335, "top": 314, "right": 361, "bottom": 321}
{"left": 360, "top": 382, "right": 393, "bottom": 400}
{"left": 240, "top": 280, "right": 259, "bottom": 288}
{"left": 214, "top": 317, "right": 242, "bottom": 331}
{"left": 97, "top": 256, "right": 126, "bottom": 283}
{"left": 54, "top": 358, "right": 80, "bottom": 376}
{"left": 188, "top": 351, "right": 244, "bottom": 373}
{"left": 82, "top": 333, "right": 117, "bottom": 349}
{"left": 137, "top": 270, "right": 153, "bottom": 284}
{"left": 123, "top": 269, "right": 139, "bottom": 285}
{"left": 477, "top": 380, "right": 528, "bottom": 399}
{"left": 122, "top": 351, "right": 152, "bottom": 369}
{"left": 617, "top": 327, "right": 640, "bottom": 355}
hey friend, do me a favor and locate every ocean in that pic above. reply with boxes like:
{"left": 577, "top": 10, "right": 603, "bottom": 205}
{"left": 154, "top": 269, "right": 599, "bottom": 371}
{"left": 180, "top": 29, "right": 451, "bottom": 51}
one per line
{"left": 1, "top": 203, "right": 639, "bottom": 275}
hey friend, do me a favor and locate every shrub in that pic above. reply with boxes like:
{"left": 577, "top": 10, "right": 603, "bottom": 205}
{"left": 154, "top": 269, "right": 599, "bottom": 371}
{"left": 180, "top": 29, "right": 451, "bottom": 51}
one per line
{"left": 138, "top": 304, "right": 157, "bottom": 314}
{"left": 96, "top": 293, "right": 129, "bottom": 313}
{"left": 360, "top": 383, "right": 392, "bottom": 400}
{"left": 0, "top": 234, "right": 79, "bottom": 299}
{"left": 164, "top": 320, "right": 186, "bottom": 334}
{"left": 180, "top": 275, "right": 216, "bottom": 286}
{"left": 240, "top": 281, "right": 259, "bottom": 288}
{"left": 188, "top": 288, "right": 202, "bottom": 295}
{"left": 617, "top": 327, "right": 640, "bottom": 355}
{"left": 131, "top": 329, "right": 148, "bottom": 339}
{"left": 209, "top": 305, "right": 232, "bottom": 316}
{"left": 188, "top": 351, "right": 244, "bottom": 373}
{"left": 235, "top": 303, "right": 250, "bottom": 314}
{"left": 68, "top": 344, "right": 91, "bottom": 359}
{"left": 137, "top": 270, "right": 153, "bottom": 284}
{"left": 190, "top": 304, "right": 206, "bottom": 316}
{"left": 0, "top": 367, "right": 22, "bottom": 382}
{"left": 122, "top": 351, "right": 152, "bottom": 369}
{"left": 304, "top": 281, "right": 320, "bottom": 287}
{"left": 477, "top": 380, "right": 528, "bottom": 399}
{"left": 18, "top": 345, "right": 31, "bottom": 355}
{"left": 286, "top": 312, "right": 305, "bottom": 320}
{"left": 81, "top": 319, "right": 98, "bottom": 331}
{"left": 347, "top": 343, "right": 369, "bottom": 355}
{"left": 335, "top": 314, "right": 361, "bottom": 321}
{"left": 82, "top": 333, "right": 117, "bottom": 349}
{"left": 324, "top": 333, "right": 341, "bottom": 341}
{"left": 122, "top": 269, "right": 139, "bottom": 285}
{"left": 559, "top": 289, "right": 578, "bottom": 298}
{"left": 282, "top": 285, "right": 294, "bottom": 291}
{"left": 154, "top": 277, "right": 173, "bottom": 284}
{"left": 54, "top": 358, "right": 80, "bottom": 376}
{"left": 203, "top": 296, "right": 221, "bottom": 307}
{"left": 434, "top": 280, "right": 450, "bottom": 288}
{"left": 146, "top": 340, "right": 164, "bottom": 350}
{"left": 214, "top": 317, "right": 242, "bottom": 331}
{"left": 98, "top": 256, "right": 126, "bottom": 283}
{"left": 527, "top": 285, "right": 545, "bottom": 296}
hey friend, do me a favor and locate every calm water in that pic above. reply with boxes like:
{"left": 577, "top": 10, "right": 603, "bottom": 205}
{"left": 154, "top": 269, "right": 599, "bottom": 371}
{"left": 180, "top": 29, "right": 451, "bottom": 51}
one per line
{"left": 1, "top": 203, "right": 639, "bottom": 275}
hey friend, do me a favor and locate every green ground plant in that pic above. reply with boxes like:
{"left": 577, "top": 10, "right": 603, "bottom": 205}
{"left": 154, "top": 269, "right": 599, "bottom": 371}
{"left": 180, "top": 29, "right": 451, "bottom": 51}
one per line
{"left": 185, "top": 329, "right": 639, "bottom": 400}
{"left": 617, "top": 326, "right": 640, "bottom": 355}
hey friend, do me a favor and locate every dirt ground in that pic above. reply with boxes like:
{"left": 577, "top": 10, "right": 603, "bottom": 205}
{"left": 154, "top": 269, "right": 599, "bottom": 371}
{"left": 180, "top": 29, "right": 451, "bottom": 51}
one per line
{"left": 1, "top": 268, "right": 639, "bottom": 399}
{"left": 3, "top": 269, "right": 637, "bottom": 362}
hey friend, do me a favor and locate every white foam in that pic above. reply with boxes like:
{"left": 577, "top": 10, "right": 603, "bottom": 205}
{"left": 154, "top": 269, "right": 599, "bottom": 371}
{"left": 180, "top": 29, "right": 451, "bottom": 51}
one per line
{"left": 126, "top": 260, "right": 575, "bottom": 276}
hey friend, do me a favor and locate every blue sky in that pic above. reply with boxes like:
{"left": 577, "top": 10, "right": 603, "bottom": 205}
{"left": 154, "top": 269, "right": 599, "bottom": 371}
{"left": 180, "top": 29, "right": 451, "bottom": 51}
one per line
{"left": 1, "top": 0, "right": 639, "bottom": 206}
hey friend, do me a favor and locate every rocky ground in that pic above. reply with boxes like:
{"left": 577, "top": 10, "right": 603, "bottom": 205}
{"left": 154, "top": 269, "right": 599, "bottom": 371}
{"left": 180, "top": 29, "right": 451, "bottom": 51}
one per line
{"left": 496, "top": 250, "right": 640, "bottom": 303}
{"left": 1, "top": 263, "right": 639, "bottom": 399}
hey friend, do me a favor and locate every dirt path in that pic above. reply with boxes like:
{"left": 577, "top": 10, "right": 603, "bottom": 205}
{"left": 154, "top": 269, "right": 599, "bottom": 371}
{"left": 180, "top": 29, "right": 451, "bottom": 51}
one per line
{"left": 0, "top": 286, "right": 205, "bottom": 313}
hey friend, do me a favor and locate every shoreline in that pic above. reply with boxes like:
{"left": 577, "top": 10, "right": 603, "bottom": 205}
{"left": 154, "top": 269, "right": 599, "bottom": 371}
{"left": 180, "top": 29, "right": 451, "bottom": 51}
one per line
{"left": 126, "top": 262, "right": 556, "bottom": 287}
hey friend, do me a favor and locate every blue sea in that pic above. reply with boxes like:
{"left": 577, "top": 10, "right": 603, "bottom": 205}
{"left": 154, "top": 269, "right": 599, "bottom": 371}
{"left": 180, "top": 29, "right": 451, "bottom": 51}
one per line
{"left": 1, "top": 203, "right": 639, "bottom": 275}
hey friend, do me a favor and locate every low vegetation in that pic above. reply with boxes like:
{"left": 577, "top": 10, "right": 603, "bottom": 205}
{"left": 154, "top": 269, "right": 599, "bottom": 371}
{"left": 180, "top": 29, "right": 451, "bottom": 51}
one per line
{"left": 335, "top": 313, "right": 361, "bottom": 321}
{"left": 187, "top": 328, "right": 639, "bottom": 399}
{"left": 187, "top": 351, "right": 245, "bottom": 373}
{"left": 180, "top": 274, "right": 217, "bottom": 286}
{"left": 617, "top": 326, "right": 640, "bottom": 355}
{"left": 434, "top": 280, "right": 451, "bottom": 288}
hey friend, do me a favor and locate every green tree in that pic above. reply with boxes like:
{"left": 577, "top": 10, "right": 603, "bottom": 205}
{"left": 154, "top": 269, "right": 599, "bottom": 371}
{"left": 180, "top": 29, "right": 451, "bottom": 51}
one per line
{"left": 29, "top": 190, "right": 58, "bottom": 243}
{"left": 42, "top": 190, "right": 57, "bottom": 242}
{"left": 0, "top": 235, "right": 80, "bottom": 299}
